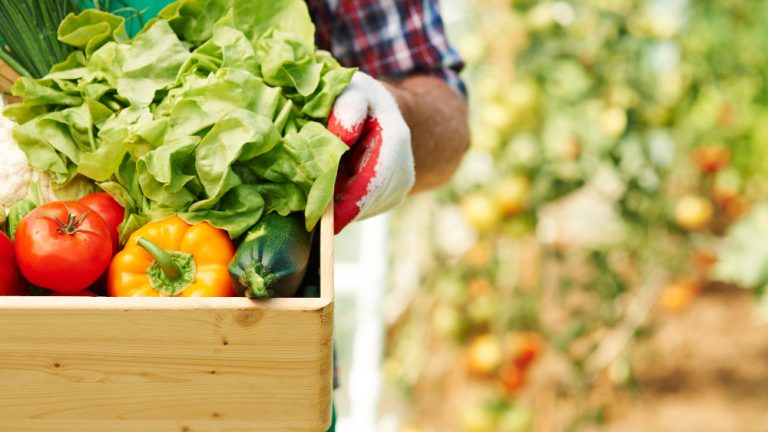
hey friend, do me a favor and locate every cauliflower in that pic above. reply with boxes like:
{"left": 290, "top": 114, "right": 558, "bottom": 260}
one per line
{"left": 0, "top": 112, "right": 60, "bottom": 211}
{"left": 0, "top": 113, "right": 32, "bottom": 208}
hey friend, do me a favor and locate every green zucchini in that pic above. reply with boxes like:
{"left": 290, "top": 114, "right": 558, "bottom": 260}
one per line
{"left": 229, "top": 212, "right": 313, "bottom": 299}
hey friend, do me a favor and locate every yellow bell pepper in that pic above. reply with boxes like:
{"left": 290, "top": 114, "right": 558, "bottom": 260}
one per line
{"left": 107, "top": 216, "right": 235, "bottom": 297}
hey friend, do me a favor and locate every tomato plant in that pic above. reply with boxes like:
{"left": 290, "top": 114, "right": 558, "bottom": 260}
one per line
{"left": 14, "top": 202, "right": 112, "bottom": 293}
{"left": 382, "top": 0, "right": 768, "bottom": 429}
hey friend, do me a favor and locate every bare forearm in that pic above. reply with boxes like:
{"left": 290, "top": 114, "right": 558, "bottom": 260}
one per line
{"left": 385, "top": 76, "right": 469, "bottom": 193}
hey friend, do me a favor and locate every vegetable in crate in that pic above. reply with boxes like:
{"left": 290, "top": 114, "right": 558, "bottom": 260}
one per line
{"left": 14, "top": 201, "right": 112, "bottom": 293}
{"left": 0, "top": 230, "right": 27, "bottom": 295}
{"left": 0, "top": 114, "right": 32, "bottom": 208}
{"left": 108, "top": 216, "right": 235, "bottom": 297}
{"left": 4, "top": 0, "right": 353, "bottom": 243}
{"left": 5, "top": 199, "right": 35, "bottom": 240}
{"left": 229, "top": 213, "right": 313, "bottom": 299}
{"left": 78, "top": 192, "right": 125, "bottom": 254}
{"left": 0, "top": 111, "right": 85, "bottom": 218}
{"left": 0, "top": 0, "right": 83, "bottom": 93}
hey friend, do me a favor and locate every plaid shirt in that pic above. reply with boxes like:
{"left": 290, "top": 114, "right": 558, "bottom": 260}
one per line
{"left": 305, "top": 1, "right": 464, "bottom": 392}
{"left": 307, "top": 0, "right": 467, "bottom": 97}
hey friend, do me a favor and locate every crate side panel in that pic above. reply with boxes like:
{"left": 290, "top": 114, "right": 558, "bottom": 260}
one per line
{"left": 0, "top": 419, "right": 326, "bottom": 432}
{"left": 0, "top": 305, "right": 333, "bottom": 430}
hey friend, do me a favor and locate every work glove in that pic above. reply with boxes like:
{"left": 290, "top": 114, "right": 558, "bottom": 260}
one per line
{"left": 327, "top": 71, "right": 415, "bottom": 234}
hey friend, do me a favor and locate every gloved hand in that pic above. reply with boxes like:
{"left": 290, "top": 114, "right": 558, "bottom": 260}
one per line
{"left": 327, "top": 71, "right": 415, "bottom": 234}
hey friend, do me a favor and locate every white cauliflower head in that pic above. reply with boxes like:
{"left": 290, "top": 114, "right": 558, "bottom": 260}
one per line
{"left": 0, "top": 113, "right": 32, "bottom": 208}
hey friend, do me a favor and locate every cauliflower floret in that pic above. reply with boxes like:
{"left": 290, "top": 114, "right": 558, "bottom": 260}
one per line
{"left": 0, "top": 113, "right": 32, "bottom": 208}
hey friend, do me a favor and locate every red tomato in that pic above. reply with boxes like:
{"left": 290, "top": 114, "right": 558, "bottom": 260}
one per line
{"left": 0, "top": 231, "right": 27, "bottom": 295}
{"left": 510, "top": 332, "right": 542, "bottom": 370}
{"left": 78, "top": 192, "right": 124, "bottom": 253}
{"left": 499, "top": 361, "right": 526, "bottom": 394}
{"left": 14, "top": 202, "right": 112, "bottom": 293}
{"left": 49, "top": 290, "right": 98, "bottom": 296}
{"left": 691, "top": 145, "right": 730, "bottom": 173}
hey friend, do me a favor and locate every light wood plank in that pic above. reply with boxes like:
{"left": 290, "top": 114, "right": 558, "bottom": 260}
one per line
{"left": 0, "top": 296, "right": 330, "bottom": 311}
{"left": 320, "top": 205, "right": 334, "bottom": 301}
{"left": 1, "top": 419, "right": 323, "bottom": 432}
{"left": 0, "top": 305, "right": 333, "bottom": 428}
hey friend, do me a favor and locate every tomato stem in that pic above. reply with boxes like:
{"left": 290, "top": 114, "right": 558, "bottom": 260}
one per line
{"left": 137, "top": 237, "right": 181, "bottom": 280}
{"left": 34, "top": 206, "right": 95, "bottom": 235}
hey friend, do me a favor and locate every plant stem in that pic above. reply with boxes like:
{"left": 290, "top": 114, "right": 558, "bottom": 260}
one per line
{"left": 137, "top": 237, "right": 181, "bottom": 280}
{"left": 0, "top": 0, "right": 82, "bottom": 79}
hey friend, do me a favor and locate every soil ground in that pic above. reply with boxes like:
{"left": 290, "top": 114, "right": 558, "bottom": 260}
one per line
{"left": 593, "top": 285, "right": 768, "bottom": 432}
{"left": 386, "top": 285, "right": 768, "bottom": 432}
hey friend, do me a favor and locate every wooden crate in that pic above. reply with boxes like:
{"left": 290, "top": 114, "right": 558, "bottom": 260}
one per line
{"left": 0, "top": 209, "right": 335, "bottom": 432}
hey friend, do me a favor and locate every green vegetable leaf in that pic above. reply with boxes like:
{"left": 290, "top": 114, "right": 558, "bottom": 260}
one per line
{"left": 12, "top": 116, "right": 78, "bottom": 184}
{"left": 58, "top": 10, "right": 128, "bottom": 57}
{"left": 180, "top": 184, "right": 265, "bottom": 238}
{"left": 194, "top": 109, "right": 281, "bottom": 207}
{"left": 252, "top": 182, "right": 307, "bottom": 216}
{"left": 11, "top": 77, "right": 83, "bottom": 106}
{"left": 98, "top": 180, "right": 137, "bottom": 210}
{"left": 119, "top": 213, "right": 150, "bottom": 245}
{"left": 50, "top": 175, "right": 97, "bottom": 201}
{"left": 231, "top": 0, "right": 315, "bottom": 50}
{"left": 115, "top": 20, "right": 191, "bottom": 105}
{"left": 6, "top": 200, "right": 36, "bottom": 240}
{"left": 137, "top": 136, "right": 199, "bottom": 208}
{"left": 6, "top": 1, "right": 353, "bottom": 239}
{"left": 250, "top": 121, "right": 347, "bottom": 230}
{"left": 157, "top": 0, "right": 230, "bottom": 47}
{"left": 295, "top": 122, "right": 348, "bottom": 230}
{"left": 213, "top": 23, "right": 258, "bottom": 71}
{"left": 303, "top": 67, "right": 357, "bottom": 119}
{"left": 258, "top": 32, "right": 322, "bottom": 96}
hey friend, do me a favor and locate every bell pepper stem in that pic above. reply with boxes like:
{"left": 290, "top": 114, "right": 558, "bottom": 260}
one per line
{"left": 137, "top": 237, "right": 181, "bottom": 280}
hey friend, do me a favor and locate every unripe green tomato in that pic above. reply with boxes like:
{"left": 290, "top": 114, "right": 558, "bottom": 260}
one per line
{"left": 674, "top": 194, "right": 713, "bottom": 231}
{"left": 461, "top": 193, "right": 503, "bottom": 232}
{"left": 432, "top": 304, "right": 468, "bottom": 342}
{"left": 468, "top": 334, "right": 503, "bottom": 377}
{"left": 459, "top": 405, "right": 497, "bottom": 432}
{"left": 498, "top": 406, "right": 533, "bottom": 432}
{"left": 468, "top": 294, "right": 498, "bottom": 326}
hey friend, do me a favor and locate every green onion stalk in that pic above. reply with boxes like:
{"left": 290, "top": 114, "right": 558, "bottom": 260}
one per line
{"left": 0, "top": 1, "right": 144, "bottom": 99}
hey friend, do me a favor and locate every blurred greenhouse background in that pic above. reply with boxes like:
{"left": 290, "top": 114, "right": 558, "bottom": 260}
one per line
{"left": 335, "top": 0, "right": 768, "bottom": 431}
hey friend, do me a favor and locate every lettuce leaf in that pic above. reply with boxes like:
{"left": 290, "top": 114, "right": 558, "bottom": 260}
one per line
{"left": 5, "top": 0, "right": 353, "bottom": 239}
{"left": 115, "top": 20, "right": 191, "bottom": 105}
{"left": 57, "top": 10, "right": 129, "bottom": 57}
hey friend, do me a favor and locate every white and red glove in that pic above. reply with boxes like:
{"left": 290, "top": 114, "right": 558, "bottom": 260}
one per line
{"left": 328, "top": 71, "right": 415, "bottom": 234}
